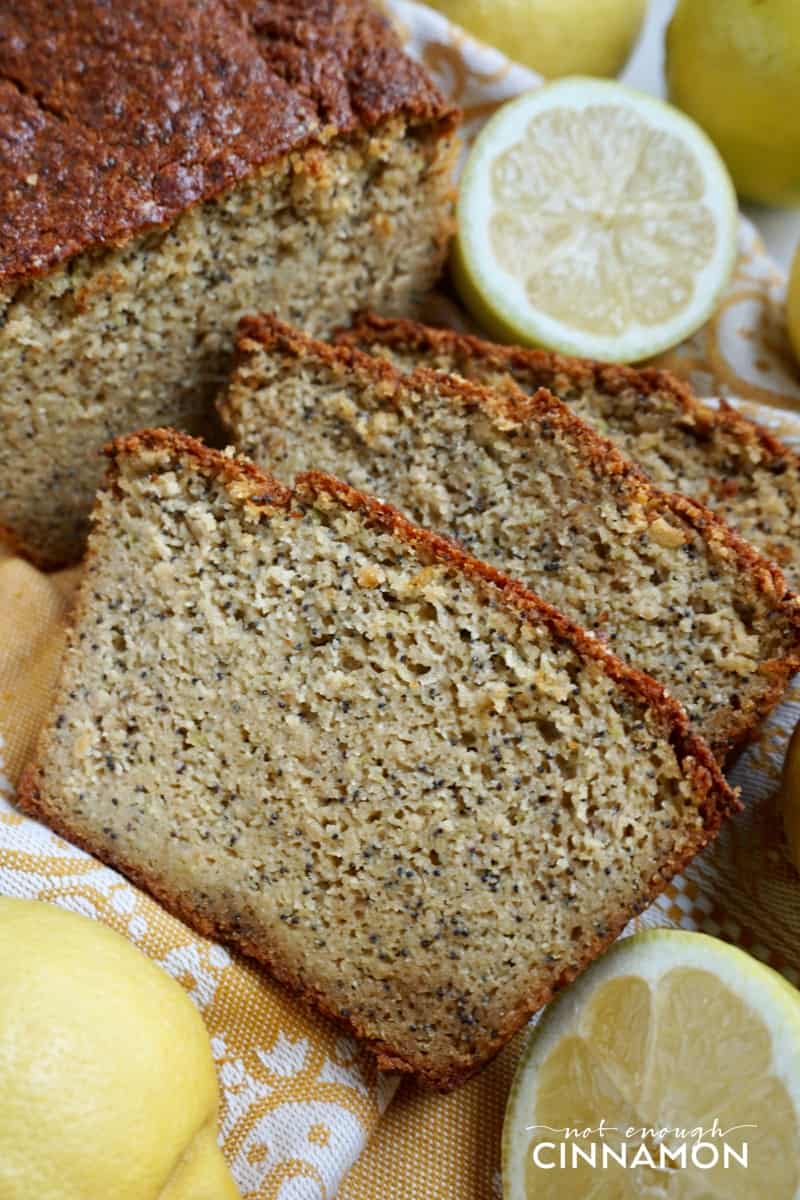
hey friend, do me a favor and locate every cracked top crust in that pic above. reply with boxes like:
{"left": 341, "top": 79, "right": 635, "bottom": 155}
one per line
{"left": 0, "top": 0, "right": 455, "bottom": 288}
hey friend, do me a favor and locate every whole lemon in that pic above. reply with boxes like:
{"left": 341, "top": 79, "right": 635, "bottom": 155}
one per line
{"left": 789, "top": 242, "right": 800, "bottom": 367}
{"left": 667, "top": 0, "right": 800, "bottom": 207}
{"left": 0, "top": 898, "right": 239, "bottom": 1200}
{"left": 425, "top": 0, "right": 646, "bottom": 79}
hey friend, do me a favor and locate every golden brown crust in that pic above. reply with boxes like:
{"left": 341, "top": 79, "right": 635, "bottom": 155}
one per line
{"left": 0, "top": 2, "right": 458, "bottom": 288}
{"left": 229, "top": 313, "right": 800, "bottom": 761}
{"left": 338, "top": 312, "right": 699, "bottom": 413}
{"left": 230, "top": 313, "right": 662, "bottom": 493}
{"left": 340, "top": 312, "right": 800, "bottom": 535}
{"left": 102, "top": 426, "right": 295, "bottom": 509}
{"left": 16, "top": 427, "right": 737, "bottom": 1090}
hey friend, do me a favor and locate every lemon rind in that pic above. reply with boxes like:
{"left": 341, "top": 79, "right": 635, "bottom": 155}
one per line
{"left": 456, "top": 78, "right": 739, "bottom": 364}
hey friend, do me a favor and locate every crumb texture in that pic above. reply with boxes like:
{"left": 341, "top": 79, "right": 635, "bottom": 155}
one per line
{"left": 0, "top": 120, "right": 454, "bottom": 566}
{"left": 220, "top": 317, "right": 800, "bottom": 758}
{"left": 342, "top": 315, "right": 800, "bottom": 591}
{"left": 20, "top": 436, "right": 726, "bottom": 1087}
{"left": 0, "top": 0, "right": 451, "bottom": 285}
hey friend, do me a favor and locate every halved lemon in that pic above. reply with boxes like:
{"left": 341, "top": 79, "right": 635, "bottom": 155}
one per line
{"left": 503, "top": 930, "right": 800, "bottom": 1199}
{"left": 454, "top": 79, "right": 739, "bottom": 363}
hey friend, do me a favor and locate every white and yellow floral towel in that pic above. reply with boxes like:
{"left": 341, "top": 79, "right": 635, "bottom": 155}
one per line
{"left": 2, "top": 3, "right": 800, "bottom": 1197}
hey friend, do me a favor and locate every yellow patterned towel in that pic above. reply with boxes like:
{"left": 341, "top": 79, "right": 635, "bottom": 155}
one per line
{"left": 2, "top": 4, "right": 800, "bottom": 1197}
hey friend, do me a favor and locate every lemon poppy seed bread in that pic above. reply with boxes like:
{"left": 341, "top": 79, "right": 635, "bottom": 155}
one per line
{"left": 339, "top": 314, "right": 800, "bottom": 588}
{"left": 0, "top": 1, "right": 457, "bottom": 568}
{"left": 218, "top": 314, "right": 800, "bottom": 760}
{"left": 17, "top": 429, "right": 736, "bottom": 1089}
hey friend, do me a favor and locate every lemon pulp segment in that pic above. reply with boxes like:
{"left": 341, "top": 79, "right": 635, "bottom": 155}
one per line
{"left": 504, "top": 931, "right": 800, "bottom": 1199}
{"left": 456, "top": 80, "right": 738, "bottom": 363}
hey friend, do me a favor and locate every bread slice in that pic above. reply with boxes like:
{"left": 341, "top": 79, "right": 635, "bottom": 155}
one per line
{"left": 17, "top": 428, "right": 736, "bottom": 1089}
{"left": 0, "top": 1, "right": 457, "bottom": 568}
{"left": 217, "top": 314, "right": 800, "bottom": 761}
{"left": 338, "top": 313, "right": 800, "bottom": 591}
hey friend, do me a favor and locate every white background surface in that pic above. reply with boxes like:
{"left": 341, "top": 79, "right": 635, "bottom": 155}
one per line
{"left": 623, "top": 0, "right": 800, "bottom": 271}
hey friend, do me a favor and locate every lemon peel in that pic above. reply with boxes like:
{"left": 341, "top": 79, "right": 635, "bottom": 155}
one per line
{"left": 455, "top": 79, "right": 738, "bottom": 363}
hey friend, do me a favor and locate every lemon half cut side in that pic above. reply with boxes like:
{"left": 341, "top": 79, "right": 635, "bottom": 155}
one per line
{"left": 455, "top": 79, "right": 739, "bottom": 363}
{"left": 503, "top": 930, "right": 800, "bottom": 1200}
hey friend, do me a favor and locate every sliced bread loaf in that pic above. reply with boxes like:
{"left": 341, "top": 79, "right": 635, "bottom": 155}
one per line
{"left": 218, "top": 315, "right": 800, "bottom": 760}
{"left": 17, "top": 429, "right": 736, "bottom": 1089}
{"left": 0, "top": 2, "right": 457, "bottom": 568}
{"left": 339, "top": 314, "right": 800, "bottom": 590}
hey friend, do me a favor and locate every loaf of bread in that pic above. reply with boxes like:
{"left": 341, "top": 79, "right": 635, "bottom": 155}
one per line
{"left": 218, "top": 314, "right": 800, "bottom": 761}
{"left": 339, "top": 314, "right": 800, "bottom": 589}
{"left": 0, "top": 1, "right": 457, "bottom": 568}
{"left": 18, "top": 429, "right": 736, "bottom": 1089}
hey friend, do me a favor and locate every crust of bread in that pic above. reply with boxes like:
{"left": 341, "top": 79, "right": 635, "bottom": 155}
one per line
{"left": 16, "top": 427, "right": 738, "bottom": 1090}
{"left": 340, "top": 312, "right": 800, "bottom": 542}
{"left": 340, "top": 312, "right": 800, "bottom": 464}
{"left": 226, "top": 314, "right": 800, "bottom": 762}
{"left": 0, "top": 2, "right": 458, "bottom": 289}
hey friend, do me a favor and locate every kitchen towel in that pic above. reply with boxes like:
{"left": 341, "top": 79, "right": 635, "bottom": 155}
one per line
{"left": 2, "top": 4, "right": 800, "bottom": 1196}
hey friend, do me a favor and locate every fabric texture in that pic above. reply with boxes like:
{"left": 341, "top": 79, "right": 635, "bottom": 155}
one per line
{"left": 2, "top": 3, "right": 800, "bottom": 1196}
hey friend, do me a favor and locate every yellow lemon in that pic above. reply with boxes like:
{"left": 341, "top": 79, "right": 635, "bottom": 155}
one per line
{"left": 0, "top": 898, "right": 239, "bottom": 1200}
{"left": 666, "top": 0, "right": 800, "bottom": 208}
{"left": 454, "top": 79, "right": 738, "bottom": 362}
{"left": 788, "top": 243, "right": 800, "bottom": 368}
{"left": 503, "top": 930, "right": 800, "bottom": 1199}
{"left": 426, "top": 0, "right": 646, "bottom": 79}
